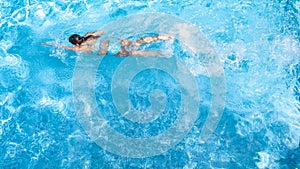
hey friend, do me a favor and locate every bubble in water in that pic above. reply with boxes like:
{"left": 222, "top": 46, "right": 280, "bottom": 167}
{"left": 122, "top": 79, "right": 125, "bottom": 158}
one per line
{"left": 256, "top": 152, "right": 270, "bottom": 169}
{"left": 27, "top": 2, "right": 54, "bottom": 26}
{"left": 66, "top": 1, "right": 88, "bottom": 17}
{"left": 0, "top": 47, "right": 7, "bottom": 58}
{"left": 11, "top": 7, "right": 27, "bottom": 23}
{"left": 38, "top": 69, "right": 56, "bottom": 85}
{"left": 0, "top": 54, "right": 21, "bottom": 67}
{"left": 0, "top": 53, "right": 29, "bottom": 93}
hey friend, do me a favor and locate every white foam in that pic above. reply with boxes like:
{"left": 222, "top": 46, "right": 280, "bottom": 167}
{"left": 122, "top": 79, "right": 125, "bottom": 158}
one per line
{"left": 0, "top": 54, "right": 21, "bottom": 67}
{"left": 256, "top": 152, "right": 270, "bottom": 169}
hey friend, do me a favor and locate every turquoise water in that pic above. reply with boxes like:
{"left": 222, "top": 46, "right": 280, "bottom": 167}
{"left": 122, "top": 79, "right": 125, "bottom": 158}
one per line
{"left": 1, "top": 0, "right": 300, "bottom": 168}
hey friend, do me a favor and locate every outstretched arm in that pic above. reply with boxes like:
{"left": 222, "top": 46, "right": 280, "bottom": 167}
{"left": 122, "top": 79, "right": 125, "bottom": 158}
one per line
{"left": 41, "top": 42, "right": 89, "bottom": 52}
{"left": 41, "top": 42, "right": 60, "bottom": 47}
{"left": 84, "top": 30, "right": 104, "bottom": 37}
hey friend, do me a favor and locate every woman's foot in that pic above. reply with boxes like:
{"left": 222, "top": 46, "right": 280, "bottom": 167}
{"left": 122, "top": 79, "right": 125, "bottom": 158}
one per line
{"left": 158, "top": 35, "right": 172, "bottom": 40}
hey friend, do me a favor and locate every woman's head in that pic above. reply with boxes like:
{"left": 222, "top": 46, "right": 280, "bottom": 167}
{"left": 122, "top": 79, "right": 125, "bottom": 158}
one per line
{"left": 69, "top": 34, "right": 84, "bottom": 46}
{"left": 69, "top": 34, "right": 98, "bottom": 46}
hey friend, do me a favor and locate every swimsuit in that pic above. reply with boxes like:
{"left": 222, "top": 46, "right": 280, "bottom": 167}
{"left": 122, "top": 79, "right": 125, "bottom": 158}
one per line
{"left": 107, "top": 40, "right": 122, "bottom": 55}
{"left": 93, "top": 38, "right": 141, "bottom": 56}
{"left": 92, "top": 38, "right": 122, "bottom": 55}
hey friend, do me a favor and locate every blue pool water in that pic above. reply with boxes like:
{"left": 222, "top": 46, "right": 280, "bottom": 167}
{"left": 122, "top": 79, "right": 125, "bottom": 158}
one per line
{"left": 1, "top": 0, "right": 300, "bottom": 168}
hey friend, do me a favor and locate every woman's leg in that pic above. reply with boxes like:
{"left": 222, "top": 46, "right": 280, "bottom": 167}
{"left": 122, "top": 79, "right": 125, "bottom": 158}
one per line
{"left": 136, "top": 35, "right": 171, "bottom": 46}
{"left": 114, "top": 35, "right": 171, "bottom": 57}
{"left": 131, "top": 50, "right": 170, "bottom": 57}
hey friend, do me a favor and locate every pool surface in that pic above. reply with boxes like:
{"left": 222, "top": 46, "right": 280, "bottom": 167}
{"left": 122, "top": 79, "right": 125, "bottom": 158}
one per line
{"left": 1, "top": 0, "right": 300, "bottom": 168}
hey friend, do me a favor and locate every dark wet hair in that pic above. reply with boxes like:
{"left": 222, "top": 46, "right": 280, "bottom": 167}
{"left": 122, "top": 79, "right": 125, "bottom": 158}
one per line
{"left": 69, "top": 34, "right": 84, "bottom": 46}
{"left": 69, "top": 34, "right": 99, "bottom": 46}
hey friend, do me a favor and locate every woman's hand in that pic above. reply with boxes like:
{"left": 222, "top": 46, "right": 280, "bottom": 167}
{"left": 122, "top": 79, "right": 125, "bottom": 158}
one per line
{"left": 41, "top": 42, "right": 59, "bottom": 47}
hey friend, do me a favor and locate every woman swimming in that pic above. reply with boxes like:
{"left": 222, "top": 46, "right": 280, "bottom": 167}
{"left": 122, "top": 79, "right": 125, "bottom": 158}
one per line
{"left": 42, "top": 29, "right": 172, "bottom": 57}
